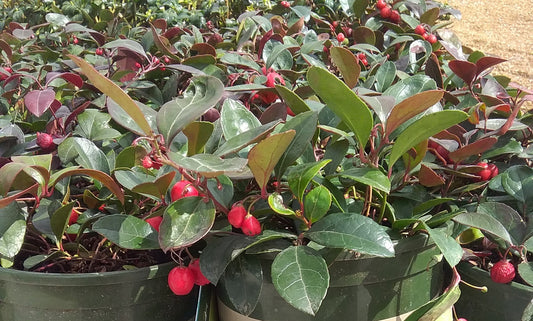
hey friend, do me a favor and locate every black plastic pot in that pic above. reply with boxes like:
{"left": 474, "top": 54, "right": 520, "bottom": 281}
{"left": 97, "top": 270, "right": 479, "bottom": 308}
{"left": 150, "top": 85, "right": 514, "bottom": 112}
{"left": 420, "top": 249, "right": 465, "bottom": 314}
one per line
{"left": 455, "top": 262, "right": 533, "bottom": 321}
{"left": 0, "top": 262, "right": 198, "bottom": 321}
{"left": 216, "top": 234, "right": 447, "bottom": 321}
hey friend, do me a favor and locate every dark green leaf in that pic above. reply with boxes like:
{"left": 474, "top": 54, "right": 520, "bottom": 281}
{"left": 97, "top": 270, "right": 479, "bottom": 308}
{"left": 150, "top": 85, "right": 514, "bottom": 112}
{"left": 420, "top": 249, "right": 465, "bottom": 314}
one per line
{"left": 424, "top": 224, "right": 462, "bottom": 267}
{"left": 58, "top": 137, "right": 110, "bottom": 174}
{"left": 50, "top": 202, "right": 75, "bottom": 245}
{"left": 268, "top": 192, "right": 296, "bottom": 216}
{"left": 518, "top": 262, "right": 533, "bottom": 286}
{"left": 73, "top": 109, "right": 121, "bottom": 141}
{"left": 275, "top": 85, "right": 311, "bottom": 115}
{"left": 220, "top": 99, "right": 261, "bottom": 139}
{"left": 453, "top": 212, "right": 513, "bottom": 245}
{"left": 501, "top": 165, "right": 533, "bottom": 205}
{"left": 330, "top": 167, "right": 391, "bottom": 194}
{"left": 304, "top": 186, "right": 332, "bottom": 223}
{"left": 93, "top": 214, "right": 160, "bottom": 249}
{"left": 375, "top": 61, "right": 396, "bottom": 92}
{"left": 107, "top": 98, "right": 157, "bottom": 136}
{"left": 0, "top": 203, "right": 26, "bottom": 258}
{"left": 330, "top": 46, "right": 360, "bottom": 88}
{"left": 477, "top": 202, "right": 527, "bottom": 245}
{"left": 215, "top": 120, "right": 280, "bottom": 157}
{"left": 271, "top": 246, "right": 329, "bottom": 315}
{"left": 168, "top": 152, "right": 249, "bottom": 178}
{"left": 287, "top": 160, "right": 330, "bottom": 202}
{"left": 183, "top": 121, "right": 214, "bottom": 155}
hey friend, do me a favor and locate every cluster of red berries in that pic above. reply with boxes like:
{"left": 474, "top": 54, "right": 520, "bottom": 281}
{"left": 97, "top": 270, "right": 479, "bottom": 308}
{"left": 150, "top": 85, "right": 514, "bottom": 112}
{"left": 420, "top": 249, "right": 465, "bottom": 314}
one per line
{"left": 357, "top": 52, "right": 369, "bottom": 66}
{"left": 168, "top": 258, "right": 210, "bottom": 295}
{"left": 142, "top": 155, "right": 163, "bottom": 170}
{"left": 170, "top": 180, "right": 200, "bottom": 201}
{"left": 280, "top": 1, "right": 290, "bottom": 8}
{"left": 227, "top": 204, "right": 261, "bottom": 236}
{"left": 475, "top": 162, "right": 498, "bottom": 181}
{"left": 414, "top": 24, "right": 438, "bottom": 44}
{"left": 252, "top": 67, "right": 285, "bottom": 104}
{"left": 490, "top": 259, "right": 515, "bottom": 284}
{"left": 376, "top": 0, "right": 400, "bottom": 24}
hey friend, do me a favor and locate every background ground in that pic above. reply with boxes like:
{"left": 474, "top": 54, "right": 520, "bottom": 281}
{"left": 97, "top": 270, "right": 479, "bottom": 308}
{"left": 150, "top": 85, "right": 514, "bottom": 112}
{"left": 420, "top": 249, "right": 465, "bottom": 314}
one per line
{"left": 444, "top": 0, "right": 532, "bottom": 93}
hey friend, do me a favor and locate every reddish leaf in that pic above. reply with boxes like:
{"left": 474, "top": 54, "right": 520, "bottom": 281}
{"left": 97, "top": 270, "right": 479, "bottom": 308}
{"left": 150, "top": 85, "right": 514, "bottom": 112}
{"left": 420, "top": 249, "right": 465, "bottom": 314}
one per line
{"left": 190, "top": 43, "right": 216, "bottom": 57}
{"left": 448, "top": 137, "right": 498, "bottom": 163}
{"left": 448, "top": 60, "right": 477, "bottom": 85}
{"left": 0, "top": 183, "right": 39, "bottom": 209}
{"left": 330, "top": 46, "right": 360, "bottom": 89}
{"left": 152, "top": 18, "right": 167, "bottom": 31}
{"left": 46, "top": 72, "right": 84, "bottom": 88}
{"left": 287, "top": 17, "right": 305, "bottom": 36}
{"left": 425, "top": 53, "right": 443, "bottom": 88}
{"left": 150, "top": 24, "right": 181, "bottom": 61}
{"left": 0, "top": 39, "right": 12, "bottom": 61}
{"left": 475, "top": 56, "right": 506, "bottom": 76}
{"left": 162, "top": 27, "right": 185, "bottom": 40}
{"left": 25, "top": 88, "right": 56, "bottom": 117}
{"left": 419, "top": 164, "right": 445, "bottom": 187}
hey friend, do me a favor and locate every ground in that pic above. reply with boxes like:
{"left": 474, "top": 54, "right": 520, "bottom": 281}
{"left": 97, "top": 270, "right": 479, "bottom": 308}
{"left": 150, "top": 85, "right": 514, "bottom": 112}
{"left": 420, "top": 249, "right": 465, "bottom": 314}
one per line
{"left": 443, "top": 0, "right": 533, "bottom": 97}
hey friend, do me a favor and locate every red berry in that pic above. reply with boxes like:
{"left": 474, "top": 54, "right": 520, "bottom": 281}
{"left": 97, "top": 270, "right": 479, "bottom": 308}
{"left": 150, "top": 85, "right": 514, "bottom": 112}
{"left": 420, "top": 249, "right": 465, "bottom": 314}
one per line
{"left": 488, "top": 163, "right": 499, "bottom": 178}
{"left": 146, "top": 216, "right": 163, "bottom": 232}
{"left": 357, "top": 53, "right": 366, "bottom": 60}
{"left": 73, "top": 37, "right": 79, "bottom": 44}
{"left": 490, "top": 260, "right": 515, "bottom": 284}
{"left": 36, "top": 132, "right": 55, "bottom": 150}
{"left": 135, "top": 62, "right": 142, "bottom": 69}
{"left": 336, "top": 33, "right": 345, "bottom": 43}
{"left": 422, "top": 33, "right": 430, "bottom": 40}
{"left": 95, "top": 48, "right": 103, "bottom": 55}
{"left": 170, "top": 180, "right": 199, "bottom": 202}
{"left": 457, "top": 319, "right": 468, "bottom": 321}
{"left": 361, "top": 58, "right": 368, "bottom": 66}
{"left": 280, "top": 1, "right": 290, "bottom": 8}
{"left": 189, "top": 259, "right": 210, "bottom": 286}
{"left": 332, "top": 21, "right": 339, "bottom": 28}
{"left": 380, "top": 6, "right": 392, "bottom": 19}
{"left": 228, "top": 204, "right": 247, "bottom": 228}
{"left": 376, "top": 0, "right": 387, "bottom": 9}
{"left": 142, "top": 155, "right": 154, "bottom": 169}
{"left": 414, "top": 24, "right": 426, "bottom": 35}
{"left": 69, "top": 209, "right": 80, "bottom": 225}
{"left": 164, "top": 56, "right": 170, "bottom": 63}
{"left": 168, "top": 266, "right": 195, "bottom": 295}
{"left": 476, "top": 162, "right": 492, "bottom": 181}
{"left": 427, "top": 34, "right": 438, "bottom": 44}
{"left": 241, "top": 214, "right": 261, "bottom": 236}
{"left": 389, "top": 10, "right": 400, "bottom": 23}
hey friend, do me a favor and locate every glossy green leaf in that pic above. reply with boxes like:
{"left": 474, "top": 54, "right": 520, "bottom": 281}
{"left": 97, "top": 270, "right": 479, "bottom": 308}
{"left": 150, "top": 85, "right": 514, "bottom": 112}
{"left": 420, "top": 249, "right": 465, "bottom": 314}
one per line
{"left": 168, "top": 152, "right": 248, "bottom": 178}
{"left": 413, "top": 198, "right": 454, "bottom": 215}
{"left": 275, "top": 111, "right": 318, "bottom": 178}
{"left": 330, "top": 46, "right": 360, "bottom": 88}
{"left": 306, "top": 213, "right": 395, "bottom": 257}
{"left": 220, "top": 53, "right": 261, "bottom": 71}
{"left": 424, "top": 224, "right": 462, "bottom": 267}
{"left": 389, "top": 110, "right": 468, "bottom": 168}
{"left": 73, "top": 109, "right": 121, "bottom": 141}
{"left": 518, "top": 262, "right": 533, "bottom": 286}
{"left": 383, "top": 74, "right": 437, "bottom": 103}
{"left": 220, "top": 99, "right": 261, "bottom": 139}
{"left": 307, "top": 66, "right": 373, "bottom": 148}
{"left": 477, "top": 202, "right": 527, "bottom": 245}
{"left": 183, "top": 121, "right": 214, "bottom": 156}
{"left": 249, "top": 131, "right": 296, "bottom": 198}
{"left": 275, "top": 85, "right": 311, "bottom": 115}
{"left": 200, "top": 231, "right": 297, "bottom": 284}
{"left": 107, "top": 98, "right": 157, "bottom": 136}
{"left": 11, "top": 154, "right": 52, "bottom": 171}
{"left": 268, "top": 192, "right": 297, "bottom": 216}
{"left": 265, "top": 43, "right": 298, "bottom": 70}
{"left": 420, "top": 7, "right": 440, "bottom": 26}
{"left": 501, "top": 165, "right": 533, "bottom": 205}
{"left": 375, "top": 61, "right": 396, "bottom": 92}
{"left": 58, "top": 137, "right": 110, "bottom": 174}
{"left": 207, "top": 175, "right": 234, "bottom": 208}
{"left": 0, "top": 162, "right": 48, "bottom": 196}
{"left": 271, "top": 246, "right": 329, "bottom": 316}
{"left": 385, "top": 90, "right": 444, "bottom": 138}
{"left": 330, "top": 167, "right": 391, "bottom": 193}
{"left": 0, "top": 203, "right": 26, "bottom": 258}
{"left": 132, "top": 172, "right": 176, "bottom": 200}
{"left": 405, "top": 284, "right": 460, "bottom": 321}
{"left": 49, "top": 167, "right": 125, "bottom": 204}
{"left": 92, "top": 214, "right": 160, "bottom": 249}
{"left": 157, "top": 76, "right": 224, "bottom": 144}
{"left": 159, "top": 197, "right": 216, "bottom": 251}
{"left": 69, "top": 55, "right": 154, "bottom": 137}
{"left": 217, "top": 255, "right": 263, "bottom": 316}
{"left": 115, "top": 145, "right": 148, "bottom": 169}
{"left": 453, "top": 212, "right": 513, "bottom": 245}
{"left": 287, "top": 160, "right": 330, "bottom": 202}
{"left": 50, "top": 202, "right": 75, "bottom": 245}
{"left": 304, "top": 186, "right": 332, "bottom": 223}
{"left": 215, "top": 120, "right": 280, "bottom": 157}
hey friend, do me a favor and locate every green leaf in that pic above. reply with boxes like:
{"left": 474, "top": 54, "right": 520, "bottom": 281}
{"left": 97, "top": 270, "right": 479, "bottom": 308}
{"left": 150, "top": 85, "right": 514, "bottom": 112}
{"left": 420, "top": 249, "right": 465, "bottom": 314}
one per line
{"left": 330, "top": 46, "right": 360, "bottom": 88}
{"left": 132, "top": 172, "right": 176, "bottom": 200}
{"left": 275, "top": 85, "right": 311, "bottom": 115}
{"left": 249, "top": 131, "right": 296, "bottom": 198}
{"left": 268, "top": 192, "right": 297, "bottom": 216}
{"left": 115, "top": 145, "right": 147, "bottom": 169}
{"left": 518, "top": 262, "right": 533, "bottom": 286}
{"left": 107, "top": 99, "right": 157, "bottom": 136}
{"left": 215, "top": 120, "right": 280, "bottom": 157}
{"left": 92, "top": 214, "right": 160, "bottom": 249}
{"left": 375, "top": 61, "right": 396, "bottom": 92}
{"left": 304, "top": 186, "right": 332, "bottom": 223}
{"left": 157, "top": 76, "right": 224, "bottom": 144}
{"left": 103, "top": 39, "right": 149, "bottom": 60}
{"left": 58, "top": 137, "right": 110, "bottom": 174}
{"left": 275, "top": 111, "right": 318, "bottom": 178}
{"left": 501, "top": 165, "right": 533, "bottom": 206}
{"left": 220, "top": 53, "right": 261, "bottom": 72}
{"left": 207, "top": 175, "right": 234, "bottom": 208}
{"left": 306, "top": 213, "right": 395, "bottom": 257}
{"left": 220, "top": 99, "right": 261, "bottom": 139}
{"left": 330, "top": 167, "right": 391, "bottom": 193}
{"left": 453, "top": 212, "right": 513, "bottom": 245}
{"left": 389, "top": 110, "right": 468, "bottom": 168}
{"left": 404, "top": 284, "right": 460, "bottom": 321}
{"left": 307, "top": 66, "right": 373, "bottom": 148}
{"left": 271, "top": 246, "right": 329, "bottom": 316}
{"left": 0, "top": 162, "right": 48, "bottom": 196}
{"left": 287, "top": 160, "right": 330, "bottom": 202}
{"left": 183, "top": 121, "right": 214, "bottom": 155}
{"left": 476, "top": 202, "right": 526, "bottom": 245}
{"left": 73, "top": 109, "right": 121, "bottom": 141}
{"left": 217, "top": 255, "right": 263, "bottom": 316}
{"left": 424, "top": 223, "right": 462, "bottom": 267}
{"left": 50, "top": 202, "right": 75, "bottom": 246}
{"left": 168, "top": 152, "right": 249, "bottom": 178}
{"left": 68, "top": 55, "right": 154, "bottom": 137}
{"left": 385, "top": 90, "right": 444, "bottom": 138}
{"left": 0, "top": 203, "right": 26, "bottom": 258}
{"left": 11, "top": 154, "right": 52, "bottom": 171}
{"left": 383, "top": 74, "right": 437, "bottom": 103}
{"left": 159, "top": 197, "right": 216, "bottom": 251}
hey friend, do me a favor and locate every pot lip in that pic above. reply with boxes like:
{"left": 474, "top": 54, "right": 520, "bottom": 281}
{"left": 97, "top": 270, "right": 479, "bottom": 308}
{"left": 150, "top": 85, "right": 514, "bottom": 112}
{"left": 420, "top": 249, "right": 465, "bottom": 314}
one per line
{"left": 0, "top": 260, "right": 176, "bottom": 284}
{"left": 458, "top": 261, "right": 533, "bottom": 292}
